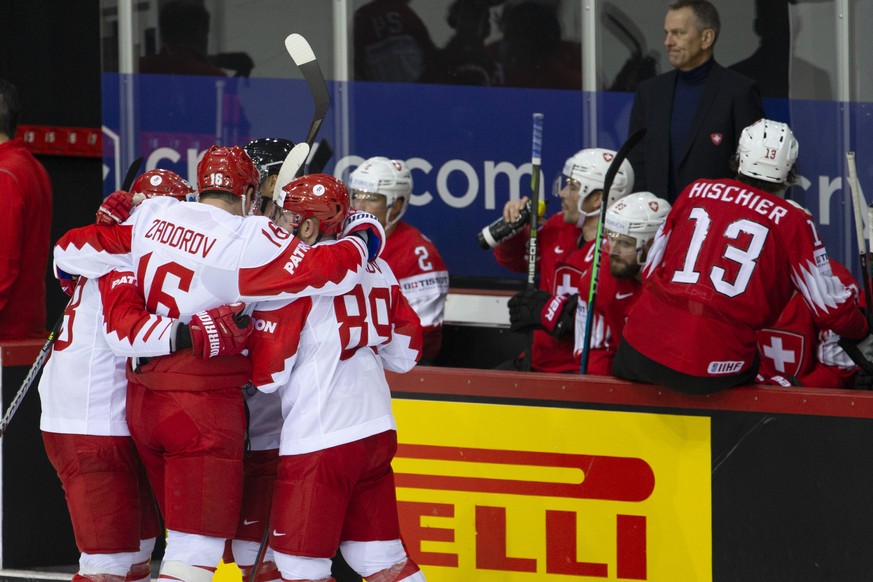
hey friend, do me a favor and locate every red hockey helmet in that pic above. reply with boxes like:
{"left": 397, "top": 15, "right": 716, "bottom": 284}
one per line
{"left": 130, "top": 169, "right": 196, "bottom": 201}
{"left": 274, "top": 173, "right": 350, "bottom": 236}
{"left": 196, "top": 145, "right": 259, "bottom": 198}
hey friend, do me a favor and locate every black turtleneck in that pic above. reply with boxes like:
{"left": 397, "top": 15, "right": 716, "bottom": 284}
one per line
{"left": 669, "top": 58, "right": 714, "bottom": 198}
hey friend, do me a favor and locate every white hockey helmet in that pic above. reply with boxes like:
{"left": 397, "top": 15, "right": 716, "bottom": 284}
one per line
{"left": 604, "top": 191, "right": 671, "bottom": 261}
{"left": 737, "top": 119, "right": 798, "bottom": 184}
{"left": 349, "top": 156, "right": 413, "bottom": 230}
{"left": 560, "top": 148, "right": 635, "bottom": 219}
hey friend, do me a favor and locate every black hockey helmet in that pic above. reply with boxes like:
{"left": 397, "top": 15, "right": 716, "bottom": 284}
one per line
{"left": 243, "top": 137, "right": 296, "bottom": 184}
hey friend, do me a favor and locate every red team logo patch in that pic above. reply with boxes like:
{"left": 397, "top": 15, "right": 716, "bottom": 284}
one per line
{"left": 648, "top": 201, "right": 659, "bottom": 212}
{"left": 710, "top": 133, "right": 723, "bottom": 145}
{"left": 602, "top": 152, "right": 614, "bottom": 162}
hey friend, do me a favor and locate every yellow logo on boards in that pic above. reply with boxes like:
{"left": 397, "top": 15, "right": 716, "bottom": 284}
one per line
{"left": 392, "top": 400, "right": 712, "bottom": 581}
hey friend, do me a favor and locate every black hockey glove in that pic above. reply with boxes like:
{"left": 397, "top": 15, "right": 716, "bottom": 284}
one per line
{"left": 838, "top": 334, "right": 873, "bottom": 375}
{"left": 508, "top": 289, "right": 550, "bottom": 333}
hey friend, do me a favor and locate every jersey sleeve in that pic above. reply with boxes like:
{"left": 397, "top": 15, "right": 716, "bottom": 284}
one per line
{"left": 98, "top": 269, "right": 176, "bottom": 357}
{"left": 0, "top": 173, "right": 24, "bottom": 312}
{"left": 378, "top": 283, "right": 423, "bottom": 373}
{"left": 492, "top": 225, "right": 531, "bottom": 273}
{"left": 237, "top": 231, "right": 368, "bottom": 303}
{"left": 248, "top": 299, "right": 310, "bottom": 393}
{"left": 787, "top": 217, "right": 868, "bottom": 340}
{"left": 54, "top": 224, "right": 134, "bottom": 278}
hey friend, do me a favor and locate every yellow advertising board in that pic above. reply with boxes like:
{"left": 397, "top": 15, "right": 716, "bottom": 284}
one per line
{"left": 392, "top": 399, "right": 712, "bottom": 581}
{"left": 214, "top": 398, "right": 710, "bottom": 582}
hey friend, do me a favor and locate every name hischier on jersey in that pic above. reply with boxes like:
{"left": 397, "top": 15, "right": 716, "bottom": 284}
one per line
{"left": 688, "top": 181, "right": 789, "bottom": 223}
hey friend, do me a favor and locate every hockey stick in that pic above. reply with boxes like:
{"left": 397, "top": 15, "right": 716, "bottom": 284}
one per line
{"left": 848, "top": 151, "right": 873, "bottom": 327}
{"left": 285, "top": 33, "right": 330, "bottom": 178}
{"left": 272, "top": 142, "right": 311, "bottom": 199}
{"left": 580, "top": 128, "right": 646, "bottom": 374}
{"left": 0, "top": 157, "right": 144, "bottom": 439}
{"left": 520, "top": 113, "right": 544, "bottom": 372}
{"left": 307, "top": 138, "right": 334, "bottom": 174}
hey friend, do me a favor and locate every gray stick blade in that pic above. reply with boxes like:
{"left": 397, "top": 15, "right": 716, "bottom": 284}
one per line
{"left": 273, "top": 142, "right": 311, "bottom": 203}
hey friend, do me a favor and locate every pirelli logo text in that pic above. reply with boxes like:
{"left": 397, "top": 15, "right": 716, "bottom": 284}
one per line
{"left": 391, "top": 401, "right": 712, "bottom": 582}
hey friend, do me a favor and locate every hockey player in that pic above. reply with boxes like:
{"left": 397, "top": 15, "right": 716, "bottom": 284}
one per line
{"left": 755, "top": 202, "right": 865, "bottom": 388}
{"left": 614, "top": 119, "right": 873, "bottom": 393}
{"left": 349, "top": 156, "right": 448, "bottom": 364}
{"left": 53, "top": 146, "right": 386, "bottom": 581}
{"left": 573, "top": 192, "right": 670, "bottom": 375}
{"left": 502, "top": 148, "right": 634, "bottom": 372}
{"left": 248, "top": 173, "right": 425, "bottom": 582}
{"left": 40, "top": 169, "right": 246, "bottom": 582}
{"left": 244, "top": 137, "right": 295, "bottom": 216}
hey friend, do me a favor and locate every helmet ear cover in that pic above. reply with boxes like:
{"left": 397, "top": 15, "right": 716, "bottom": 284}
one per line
{"left": 276, "top": 173, "right": 350, "bottom": 236}
{"left": 737, "top": 118, "right": 799, "bottom": 184}
{"left": 131, "top": 169, "right": 196, "bottom": 201}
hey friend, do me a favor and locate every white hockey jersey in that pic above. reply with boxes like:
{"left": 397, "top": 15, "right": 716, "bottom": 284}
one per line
{"left": 38, "top": 273, "right": 175, "bottom": 436}
{"left": 248, "top": 258, "right": 422, "bottom": 455}
{"left": 54, "top": 197, "right": 370, "bottom": 320}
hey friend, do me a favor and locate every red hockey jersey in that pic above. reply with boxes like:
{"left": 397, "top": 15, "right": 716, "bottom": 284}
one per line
{"left": 623, "top": 178, "right": 867, "bottom": 378}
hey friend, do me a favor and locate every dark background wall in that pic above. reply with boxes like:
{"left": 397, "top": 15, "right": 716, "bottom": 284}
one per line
{"left": 0, "top": 0, "right": 104, "bottom": 327}
{"left": 1, "top": 0, "right": 103, "bottom": 567}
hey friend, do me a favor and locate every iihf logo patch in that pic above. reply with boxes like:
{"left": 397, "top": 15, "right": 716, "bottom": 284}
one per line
{"left": 149, "top": 175, "right": 163, "bottom": 186}
{"left": 710, "top": 133, "right": 723, "bottom": 145}
{"left": 313, "top": 184, "right": 325, "bottom": 196}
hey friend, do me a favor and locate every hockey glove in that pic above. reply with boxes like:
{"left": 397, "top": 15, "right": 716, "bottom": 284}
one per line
{"left": 96, "top": 190, "right": 135, "bottom": 226}
{"left": 176, "top": 303, "right": 253, "bottom": 359}
{"left": 541, "top": 293, "right": 578, "bottom": 338}
{"left": 54, "top": 265, "right": 78, "bottom": 297}
{"left": 342, "top": 210, "right": 385, "bottom": 261}
{"left": 838, "top": 334, "right": 873, "bottom": 375}
{"left": 508, "top": 289, "right": 550, "bottom": 333}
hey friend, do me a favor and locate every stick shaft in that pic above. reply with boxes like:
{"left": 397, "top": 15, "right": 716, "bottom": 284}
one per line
{"left": 521, "top": 113, "right": 544, "bottom": 372}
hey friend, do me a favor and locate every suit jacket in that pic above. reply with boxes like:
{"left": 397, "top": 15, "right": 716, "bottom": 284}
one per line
{"left": 627, "top": 60, "right": 763, "bottom": 202}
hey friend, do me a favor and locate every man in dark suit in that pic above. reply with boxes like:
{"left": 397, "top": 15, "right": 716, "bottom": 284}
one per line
{"left": 627, "top": 0, "right": 764, "bottom": 202}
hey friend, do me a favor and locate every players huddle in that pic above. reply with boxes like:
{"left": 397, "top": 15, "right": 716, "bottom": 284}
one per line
{"left": 43, "top": 145, "right": 429, "bottom": 582}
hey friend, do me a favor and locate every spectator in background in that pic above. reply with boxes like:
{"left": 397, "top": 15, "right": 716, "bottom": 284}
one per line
{"left": 0, "top": 79, "right": 52, "bottom": 340}
{"left": 353, "top": 0, "right": 440, "bottom": 83}
{"left": 614, "top": 119, "right": 872, "bottom": 394}
{"left": 350, "top": 157, "right": 448, "bottom": 365}
{"left": 626, "top": 0, "right": 763, "bottom": 202}
{"left": 138, "top": 0, "right": 228, "bottom": 76}
{"left": 486, "top": 0, "right": 582, "bottom": 90}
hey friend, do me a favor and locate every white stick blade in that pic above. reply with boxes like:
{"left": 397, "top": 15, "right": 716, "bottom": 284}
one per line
{"left": 285, "top": 34, "right": 315, "bottom": 66}
{"left": 273, "top": 143, "right": 311, "bottom": 203}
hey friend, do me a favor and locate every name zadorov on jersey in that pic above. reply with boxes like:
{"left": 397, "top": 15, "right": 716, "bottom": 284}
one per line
{"left": 687, "top": 182, "right": 788, "bottom": 224}
{"left": 144, "top": 219, "right": 218, "bottom": 258}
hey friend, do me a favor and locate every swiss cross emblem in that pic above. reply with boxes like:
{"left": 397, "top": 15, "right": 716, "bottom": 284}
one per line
{"left": 602, "top": 152, "right": 614, "bottom": 162}
{"left": 648, "top": 201, "right": 659, "bottom": 212}
{"left": 710, "top": 133, "right": 723, "bottom": 145}
{"left": 759, "top": 330, "right": 804, "bottom": 376}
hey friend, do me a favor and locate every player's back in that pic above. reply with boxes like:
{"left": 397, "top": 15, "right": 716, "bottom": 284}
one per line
{"left": 625, "top": 178, "right": 823, "bottom": 376}
{"left": 129, "top": 197, "right": 290, "bottom": 318}
{"left": 250, "top": 258, "right": 421, "bottom": 455}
